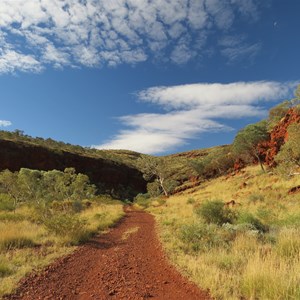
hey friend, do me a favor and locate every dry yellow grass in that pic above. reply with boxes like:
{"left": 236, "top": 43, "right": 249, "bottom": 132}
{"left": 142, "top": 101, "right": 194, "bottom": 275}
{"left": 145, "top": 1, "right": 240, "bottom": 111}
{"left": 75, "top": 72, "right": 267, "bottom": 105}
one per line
{"left": 149, "top": 165, "right": 300, "bottom": 300}
{"left": 0, "top": 201, "right": 124, "bottom": 298}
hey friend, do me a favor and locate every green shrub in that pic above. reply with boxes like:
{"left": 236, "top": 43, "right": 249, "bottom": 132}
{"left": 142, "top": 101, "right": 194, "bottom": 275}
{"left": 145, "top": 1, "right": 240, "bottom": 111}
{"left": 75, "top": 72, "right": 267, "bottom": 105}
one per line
{"left": 0, "top": 261, "right": 12, "bottom": 278}
{"left": 195, "top": 200, "right": 237, "bottom": 225}
{"left": 44, "top": 214, "right": 88, "bottom": 245}
{"left": 256, "top": 208, "right": 275, "bottom": 224}
{"left": 237, "top": 212, "right": 269, "bottom": 233}
{"left": 133, "top": 193, "right": 151, "bottom": 208}
{"left": 146, "top": 182, "right": 161, "bottom": 197}
{"left": 180, "top": 223, "right": 222, "bottom": 253}
{"left": 0, "top": 194, "right": 14, "bottom": 211}
{"left": 278, "top": 213, "right": 300, "bottom": 227}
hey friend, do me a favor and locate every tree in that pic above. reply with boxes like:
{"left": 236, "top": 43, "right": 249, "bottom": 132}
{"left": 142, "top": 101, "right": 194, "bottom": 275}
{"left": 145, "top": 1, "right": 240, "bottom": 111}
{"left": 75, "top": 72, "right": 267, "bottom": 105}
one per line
{"left": 268, "top": 100, "right": 291, "bottom": 130}
{"left": 0, "top": 170, "right": 22, "bottom": 210}
{"left": 233, "top": 121, "right": 269, "bottom": 172}
{"left": 275, "top": 123, "right": 300, "bottom": 176}
{"left": 137, "top": 156, "right": 171, "bottom": 196}
{"left": 18, "top": 168, "right": 44, "bottom": 203}
{"left": 190, "top": 146, "right": 235, "bottom": 178}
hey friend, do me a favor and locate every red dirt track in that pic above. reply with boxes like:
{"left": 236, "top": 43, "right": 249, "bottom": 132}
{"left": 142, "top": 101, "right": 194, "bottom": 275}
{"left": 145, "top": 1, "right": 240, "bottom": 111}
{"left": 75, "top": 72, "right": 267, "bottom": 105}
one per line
{"left": 6, "top": 208, "right": 210, "bottom": 300}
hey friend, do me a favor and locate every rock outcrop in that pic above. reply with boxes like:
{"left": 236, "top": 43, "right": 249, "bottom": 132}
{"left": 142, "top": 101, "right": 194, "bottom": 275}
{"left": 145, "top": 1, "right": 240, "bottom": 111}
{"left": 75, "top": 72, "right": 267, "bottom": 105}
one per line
{"left": 258, "top": 108, "right": 300, "bottom": 167}
{"left": 0, "top": 139, "right": 147, "bottom": 199}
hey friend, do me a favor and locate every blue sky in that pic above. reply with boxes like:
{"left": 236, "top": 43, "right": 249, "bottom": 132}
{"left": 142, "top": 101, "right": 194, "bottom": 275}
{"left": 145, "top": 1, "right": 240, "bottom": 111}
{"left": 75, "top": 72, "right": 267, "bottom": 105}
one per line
{"left": 0, "top": 0, "right": 299, "bottom": 154}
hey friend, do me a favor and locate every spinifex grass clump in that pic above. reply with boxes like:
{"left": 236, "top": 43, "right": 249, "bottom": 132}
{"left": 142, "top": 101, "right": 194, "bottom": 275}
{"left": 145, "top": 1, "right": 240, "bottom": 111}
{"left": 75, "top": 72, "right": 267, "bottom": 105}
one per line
{"left": 0, "top": 261, "right": 12, "bottom": 278}
{"left": 0, "top": 221, "right": 40, "bottom": 251}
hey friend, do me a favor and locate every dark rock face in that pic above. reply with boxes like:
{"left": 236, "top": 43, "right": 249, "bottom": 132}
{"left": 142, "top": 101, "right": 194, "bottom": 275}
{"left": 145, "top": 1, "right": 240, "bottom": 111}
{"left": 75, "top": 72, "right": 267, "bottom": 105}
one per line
{"left": 0, "top": 139, "right": 146, "bottom": 199}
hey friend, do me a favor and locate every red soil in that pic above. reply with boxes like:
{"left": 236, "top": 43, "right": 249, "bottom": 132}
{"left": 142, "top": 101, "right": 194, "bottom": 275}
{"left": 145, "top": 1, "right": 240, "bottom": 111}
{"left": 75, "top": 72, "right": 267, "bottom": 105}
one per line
{"left": 5, "top": 209, "right": 210, "bottom": 300}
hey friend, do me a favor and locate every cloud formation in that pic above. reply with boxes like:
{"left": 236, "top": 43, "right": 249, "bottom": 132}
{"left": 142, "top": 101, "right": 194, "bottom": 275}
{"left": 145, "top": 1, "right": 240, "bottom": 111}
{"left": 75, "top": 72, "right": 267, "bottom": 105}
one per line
{"left": 0, "top": 120, "right": 12, "bottom": 127}
{"left": 96, "top": 81, "right": 296, "bottom": 154}
{"left": 0, "top": 0, "right": 263, "bottom": 73}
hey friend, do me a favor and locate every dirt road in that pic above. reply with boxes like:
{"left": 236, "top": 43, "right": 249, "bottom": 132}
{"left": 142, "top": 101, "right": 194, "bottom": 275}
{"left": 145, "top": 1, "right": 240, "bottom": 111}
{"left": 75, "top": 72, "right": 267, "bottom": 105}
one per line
{"left": 6, "top": 208, "right": 210, "bottom": 300}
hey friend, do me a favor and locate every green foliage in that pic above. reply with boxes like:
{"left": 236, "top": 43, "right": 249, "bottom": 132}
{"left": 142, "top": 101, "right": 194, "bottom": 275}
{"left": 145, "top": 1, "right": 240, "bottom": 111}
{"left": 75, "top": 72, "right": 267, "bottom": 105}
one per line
{"left": 195, "top": 200, "right": 237, "bottom": 225}
{"left": 190, "top": 146, "right": 235, "bottom": 178}
{"left": 133, "top": 193, "right": 151, "bottom": 208}
{"left": 146, "top": 182, "right": 161, "bottom": 197}
{"left": 0, "top": 194, "right": 14, "bottom": 211}
{"left": 233, "top": 120, "right": 269, "bottom": 171}
{"left": 180, "top": 223, "right": 222, "bottom": 253}
{"left": 268, "top": 100, "right": 291, "bottom": 130}
{"left": 179, "top": 222, "right": 238, "bottom": 253}
{"left": 0, "top": 261, "right": 12, "bottom": 278}
{"left": 44, "top": 213, "right": 89, "bottom": 245}
{"left": 138, "top": 156, "right": 177, "bottom": 196}
{"left": 237, "top": 212, "right": 269, "bottom": 233}
{"left": 0, "top": 168, "right": 96, "bottom": 209}
{"left": 275, "top": 123, "right": 300, "bottom": 176}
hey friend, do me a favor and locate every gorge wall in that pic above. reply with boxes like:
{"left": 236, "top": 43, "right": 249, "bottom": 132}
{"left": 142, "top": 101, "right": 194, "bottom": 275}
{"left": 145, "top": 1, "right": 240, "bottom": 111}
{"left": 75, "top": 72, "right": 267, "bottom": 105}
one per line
{"left": 0, "top": 139, "right": 147, "bottom": 199}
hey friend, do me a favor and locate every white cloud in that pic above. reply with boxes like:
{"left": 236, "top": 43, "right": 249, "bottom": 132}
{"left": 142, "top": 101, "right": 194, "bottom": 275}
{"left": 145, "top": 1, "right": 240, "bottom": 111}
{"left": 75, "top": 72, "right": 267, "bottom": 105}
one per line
{"left": 137, "top": 81, "right": 295, "bottom": 109}
{"left": 0, "top": 49, "right": 42, "bottom": 74}
{"left": 219, "top": 35, "right": 261, "bottom": 62}
{"left": 0, "top": 0, "right": 264, "bottom": 73}
{"left": 95, "top": 81, "right": 296, "bottom": 154}
{"left": 0, "top": 120, "right": 12, "bottom": 127}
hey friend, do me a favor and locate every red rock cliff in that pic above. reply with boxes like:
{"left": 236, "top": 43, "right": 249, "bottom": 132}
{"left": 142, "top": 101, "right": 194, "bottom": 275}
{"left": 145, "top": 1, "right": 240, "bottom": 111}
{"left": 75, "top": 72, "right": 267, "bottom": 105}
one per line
{"left": 0, "top": 139, "right": 146, "bottom": 199}
{"left": 258, "top": 108, "right": 300, "bottom": 167}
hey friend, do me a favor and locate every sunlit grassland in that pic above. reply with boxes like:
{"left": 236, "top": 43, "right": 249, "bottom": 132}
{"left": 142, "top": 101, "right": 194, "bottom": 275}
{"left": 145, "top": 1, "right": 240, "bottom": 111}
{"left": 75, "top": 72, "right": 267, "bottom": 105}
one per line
{"left": 149, "top": 165, "right": 300, "bottom": 300}
{"left": 0, "top": 201, "right": 124, "bottom": 297}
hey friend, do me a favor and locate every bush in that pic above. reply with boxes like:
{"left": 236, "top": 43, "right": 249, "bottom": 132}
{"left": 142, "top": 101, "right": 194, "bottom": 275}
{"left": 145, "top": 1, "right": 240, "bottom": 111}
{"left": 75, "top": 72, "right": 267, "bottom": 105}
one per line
{"left": 0, "top": 194, "right": 14, "bottom": 211}
{"left": 180, "top": 223, "right": 223, "bottom": 253}
{"left": 195, "top": 200, "right": 237, "bottom": 225}
{"left": 133, "top": 193, "right": 151, "bottom": 208}
{"left": 44, "top": 214, "right": 88, "bottom": 245}
{"left": 146, "top": 182, "right": 161, "bottom": 197}
{"left": 237, "top": 212, "right": 269, "bottom": 233}
{"left": 0, "top": 261, "right": 12, "bottom": 278}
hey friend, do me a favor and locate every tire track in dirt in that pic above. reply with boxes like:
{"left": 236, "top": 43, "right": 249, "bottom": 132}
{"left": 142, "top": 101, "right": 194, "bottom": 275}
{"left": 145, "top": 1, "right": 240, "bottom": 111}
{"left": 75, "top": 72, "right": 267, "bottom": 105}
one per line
{"left": 5, "top": 208, "right": 210, "bottom": 300}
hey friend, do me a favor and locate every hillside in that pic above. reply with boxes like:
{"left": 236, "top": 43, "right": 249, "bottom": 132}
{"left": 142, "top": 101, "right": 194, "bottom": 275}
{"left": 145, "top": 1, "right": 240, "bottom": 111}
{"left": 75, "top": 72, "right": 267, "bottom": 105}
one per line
{"left": 0, "top": 129, "right": 230, "bottom": 199}
{"left": 149, "top": 164, "right": 300, "bottom": 299}
{"left": 0, "top": 138, "right": 146, "bottom": 199}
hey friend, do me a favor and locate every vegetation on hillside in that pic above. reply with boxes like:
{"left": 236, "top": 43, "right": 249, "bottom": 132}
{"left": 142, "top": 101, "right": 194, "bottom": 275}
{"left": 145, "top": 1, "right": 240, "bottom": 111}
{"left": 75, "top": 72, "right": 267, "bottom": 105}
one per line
{"left": 0, "top": 168, "right": 124, "bottom": 297}
{"left": 0, "top": 130, "right": 143, "bottom": 168}
{"left": 149, "top": 165, "right": 300, "bottom": 299}
{"left": 143, "top": 85, "right": 300, "bottom": 299}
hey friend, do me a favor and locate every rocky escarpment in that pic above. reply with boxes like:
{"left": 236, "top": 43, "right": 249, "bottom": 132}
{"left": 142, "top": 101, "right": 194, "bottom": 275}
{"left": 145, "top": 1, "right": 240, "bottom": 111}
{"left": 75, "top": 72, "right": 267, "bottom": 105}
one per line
{"left": 258, "top": 108, "right": 300, "bottom": 167}
{"left": 0, "top": 139, "right": 146, "bottom": 199}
